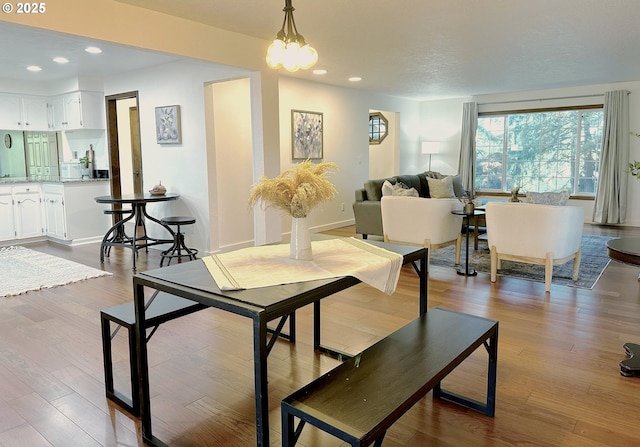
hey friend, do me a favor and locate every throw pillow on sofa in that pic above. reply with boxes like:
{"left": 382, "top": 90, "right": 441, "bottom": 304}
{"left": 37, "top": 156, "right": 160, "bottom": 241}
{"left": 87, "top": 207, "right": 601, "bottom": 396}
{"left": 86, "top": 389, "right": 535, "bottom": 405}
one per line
{"left": 424, "top": 171, "right": 466, "bottom": 198}
{"left": 382, "top": 180, "right": 419, "bottom": 197}
{"left": 523, "top": 190, "right": 570, "bottom": 206}
{"left": 426, "top": 176, "right": 456, "bottom": 198}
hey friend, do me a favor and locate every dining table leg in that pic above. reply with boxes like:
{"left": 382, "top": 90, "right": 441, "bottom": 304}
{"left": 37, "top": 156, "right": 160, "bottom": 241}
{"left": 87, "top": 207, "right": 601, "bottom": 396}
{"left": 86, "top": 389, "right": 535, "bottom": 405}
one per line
{"left": 253, "top": 313, "right": 270, "bottom": 447}
{"left": 134, "top": 283, "right": 155, "bottom": 445}
{"left": 420, "top": 249, "right": 428, "bottom": 315}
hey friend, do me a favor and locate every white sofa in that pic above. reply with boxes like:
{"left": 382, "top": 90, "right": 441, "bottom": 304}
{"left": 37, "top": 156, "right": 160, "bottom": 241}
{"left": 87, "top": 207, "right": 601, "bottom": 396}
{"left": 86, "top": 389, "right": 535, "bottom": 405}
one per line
{"left": 381, "top": 196, "right": 464, "bottom": 270}
{"left": 485, "top": 202, "right": 584, "bottom": 293}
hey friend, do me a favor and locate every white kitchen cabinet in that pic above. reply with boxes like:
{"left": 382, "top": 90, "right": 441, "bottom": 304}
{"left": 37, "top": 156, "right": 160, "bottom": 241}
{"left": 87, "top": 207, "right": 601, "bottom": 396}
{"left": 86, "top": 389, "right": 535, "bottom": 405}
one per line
{"left": 0, "top": 94, "right": 50, "bottom": 130}
{"left": 43, "top": 181, "right": 110, "bottom": 243}
{"left": 0, "top": 94, "right": 23, "bottom": 129}
{"left": 21, "top": 96, "right": 50, "bottom": 130}
{"left": 51, "top": 91, "right": 105, "bottom": 130}
{"left": 42, "top": 184, "right": 66, "bottom": 239}
{"left": 0, "top": 181, "right": 110, "bottom": 244}
{"left": 12, "top": 184, "right": 43, "bottom": 239}
{"left": 0, "top": 187, "right": 15, "bottom": 240}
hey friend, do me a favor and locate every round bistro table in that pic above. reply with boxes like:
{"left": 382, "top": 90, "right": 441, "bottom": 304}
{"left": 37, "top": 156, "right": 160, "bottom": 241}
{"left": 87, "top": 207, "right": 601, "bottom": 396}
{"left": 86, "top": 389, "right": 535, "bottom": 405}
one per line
{"left": 451, "top": 209, "right": 486, "bottom": 276}
{"left": 606, "top": 237, "right": 640, "bottom": 280}
{"left": 606, "top": 237, "right": 640, "bottom": 376}
{"left": 95, "top": 193, "right": 179, "bottom": 270}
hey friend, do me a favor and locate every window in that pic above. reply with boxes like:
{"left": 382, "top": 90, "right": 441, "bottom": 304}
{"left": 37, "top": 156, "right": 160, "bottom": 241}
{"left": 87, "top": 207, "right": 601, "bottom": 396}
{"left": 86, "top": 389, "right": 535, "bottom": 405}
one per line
{"left": 369, "top": 112, "right": 388, "bottom": 144}
{"left": 475, "top": 107, "right": 603, "bottom": 196}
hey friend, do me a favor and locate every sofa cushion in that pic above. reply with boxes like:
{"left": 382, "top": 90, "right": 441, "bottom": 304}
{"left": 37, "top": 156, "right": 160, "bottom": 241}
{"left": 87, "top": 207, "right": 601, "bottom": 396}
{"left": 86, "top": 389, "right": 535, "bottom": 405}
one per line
{"left": 523, "top": 190, "right": 570, "bottom": 206}
{"left": 426, "top": 176, "right": 456, "bottom": 198}
{"left": 424, "top": 170, "right": 445, "bottom": 179}
{"left": 364, "top": 178, "right": 388, "bottom": 201}
{"left": 395, "top": 175, "right": 422, "bottom": 192}
{"left": 451, "top": 174, "right": 466, "bottom": 198}
{"left": 416, "top": 173, "right": 430, "bottom": 198}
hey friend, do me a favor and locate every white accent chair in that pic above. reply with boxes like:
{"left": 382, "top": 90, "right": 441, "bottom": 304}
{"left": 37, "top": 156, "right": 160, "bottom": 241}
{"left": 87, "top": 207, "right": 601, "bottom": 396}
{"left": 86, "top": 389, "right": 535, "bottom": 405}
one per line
{"left": 381, "top": 196, "right": 463, "bottom": 271}
{"left": 485, "top": 202, "right": 584, "bottom": 293}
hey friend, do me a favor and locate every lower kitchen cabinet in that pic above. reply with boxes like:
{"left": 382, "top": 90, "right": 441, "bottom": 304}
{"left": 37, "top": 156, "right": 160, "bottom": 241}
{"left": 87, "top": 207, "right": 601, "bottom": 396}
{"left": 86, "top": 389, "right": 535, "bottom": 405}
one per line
{"left": 43, "top": 184, "right": 66, "bottom": 239}
{"left": 42, "top": 181, "right": 110, "bottom": 243}
{"left": 9, "top": 184, "right": 43, "bottom": 240}
{"left": 0, "top": 187, "right": 15, "bottom": 240}
{"left": 0, "top": 181, "right": 110, "bottom": 244}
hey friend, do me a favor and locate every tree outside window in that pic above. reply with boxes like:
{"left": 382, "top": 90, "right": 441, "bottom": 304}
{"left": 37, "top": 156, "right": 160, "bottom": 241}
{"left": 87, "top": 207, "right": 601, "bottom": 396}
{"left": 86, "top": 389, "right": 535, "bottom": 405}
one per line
{"left": 475, "top": 108, "right": 603, "bottom": 196}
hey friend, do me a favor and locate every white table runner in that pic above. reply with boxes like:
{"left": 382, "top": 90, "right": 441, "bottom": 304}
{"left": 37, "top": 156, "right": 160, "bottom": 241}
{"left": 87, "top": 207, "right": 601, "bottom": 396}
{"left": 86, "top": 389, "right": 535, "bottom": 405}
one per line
{"left": 202, "top": 237, "right": 403, "bottom": 295}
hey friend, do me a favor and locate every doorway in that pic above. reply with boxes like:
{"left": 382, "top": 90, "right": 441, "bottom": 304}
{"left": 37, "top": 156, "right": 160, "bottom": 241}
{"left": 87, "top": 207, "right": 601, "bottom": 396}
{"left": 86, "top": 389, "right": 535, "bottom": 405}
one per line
{"left": 105, "top": 91, "right": 143, "bottom": 197}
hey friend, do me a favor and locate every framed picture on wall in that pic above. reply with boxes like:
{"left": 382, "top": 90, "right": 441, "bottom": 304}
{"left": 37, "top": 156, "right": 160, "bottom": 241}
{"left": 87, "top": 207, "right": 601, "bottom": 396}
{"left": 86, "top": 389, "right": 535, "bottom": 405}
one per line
{"left": 155, "top": 105, "right": 182, "bottom": 144}
{"left": 291, "top": 109, "right": 323, "bottom": 159}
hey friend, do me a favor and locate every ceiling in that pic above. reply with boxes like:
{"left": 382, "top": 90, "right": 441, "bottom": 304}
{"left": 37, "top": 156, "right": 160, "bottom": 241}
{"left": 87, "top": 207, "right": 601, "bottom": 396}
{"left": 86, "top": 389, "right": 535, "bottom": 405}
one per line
{"left": 2, "top": 0, "right": 640, "bottom": 100}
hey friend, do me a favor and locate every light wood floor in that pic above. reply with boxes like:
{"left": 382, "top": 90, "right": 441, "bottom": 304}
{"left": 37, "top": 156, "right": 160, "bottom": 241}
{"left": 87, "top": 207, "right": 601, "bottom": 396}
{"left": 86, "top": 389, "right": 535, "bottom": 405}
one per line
{"left": 1, "top": 224, "right": 640, "bottom": 447}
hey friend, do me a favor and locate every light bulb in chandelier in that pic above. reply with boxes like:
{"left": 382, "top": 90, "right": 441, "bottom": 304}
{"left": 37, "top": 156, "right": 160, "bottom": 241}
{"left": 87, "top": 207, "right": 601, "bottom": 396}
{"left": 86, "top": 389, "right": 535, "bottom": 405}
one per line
{"left": 299, "top": 44, "right": 318, "bottom": 69}
{"left": 266, "top": 0, "right": 318, "bottom": 72}
{"left": 266, "top": 39, "right": 286, "bottom": 69}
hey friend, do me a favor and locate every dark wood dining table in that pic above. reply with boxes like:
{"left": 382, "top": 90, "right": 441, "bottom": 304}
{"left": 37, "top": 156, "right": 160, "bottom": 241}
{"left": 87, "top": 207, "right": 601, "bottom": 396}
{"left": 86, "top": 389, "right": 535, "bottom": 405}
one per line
{"left": 132, "top": 239, "right": 428, "bottom": 447}
{"left": 95, "top": 193, "right": 179, "bottom": 270}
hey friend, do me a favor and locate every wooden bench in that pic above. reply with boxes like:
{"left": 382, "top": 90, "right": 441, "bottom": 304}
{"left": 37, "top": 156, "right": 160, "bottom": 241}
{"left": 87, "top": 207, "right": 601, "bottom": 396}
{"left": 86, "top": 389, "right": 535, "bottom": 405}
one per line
{"left": 281, "top": 308, "right": 498, "bottom": 447}
{"left": 100, "top": 291, "right": 206, "bottom": 415}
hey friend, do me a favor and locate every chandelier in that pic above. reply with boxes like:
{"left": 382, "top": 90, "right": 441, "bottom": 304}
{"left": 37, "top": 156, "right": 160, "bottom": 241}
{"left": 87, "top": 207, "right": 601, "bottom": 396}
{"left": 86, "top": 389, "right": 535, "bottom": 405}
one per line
{"left": 266, "top": 0, "right": 318, "bottom": 72}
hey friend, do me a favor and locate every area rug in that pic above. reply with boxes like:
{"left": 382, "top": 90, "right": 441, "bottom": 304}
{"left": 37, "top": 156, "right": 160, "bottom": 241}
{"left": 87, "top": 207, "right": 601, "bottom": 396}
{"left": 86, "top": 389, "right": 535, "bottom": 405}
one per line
{"left": 0, "top": 246, "right": 112, "bottom": 297}
{"left": 430, "top": 234, "right": 613, "bottom": 289}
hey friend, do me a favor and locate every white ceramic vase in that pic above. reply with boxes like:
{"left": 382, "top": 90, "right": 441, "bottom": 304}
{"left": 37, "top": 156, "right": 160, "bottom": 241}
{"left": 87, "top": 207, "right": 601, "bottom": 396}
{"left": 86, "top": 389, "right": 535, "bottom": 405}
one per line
{"left": 290, "top": 217, "right": 313, "bottom": 260}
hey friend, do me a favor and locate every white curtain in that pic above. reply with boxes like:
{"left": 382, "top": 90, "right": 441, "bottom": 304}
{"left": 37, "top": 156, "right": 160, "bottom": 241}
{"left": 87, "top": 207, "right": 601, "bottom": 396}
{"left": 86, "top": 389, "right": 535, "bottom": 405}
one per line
{"left": 458, "top": 102, "right": 478, "bottom": 194}
{"left": 592, "top": 90, "right": 630, "bottom": 224}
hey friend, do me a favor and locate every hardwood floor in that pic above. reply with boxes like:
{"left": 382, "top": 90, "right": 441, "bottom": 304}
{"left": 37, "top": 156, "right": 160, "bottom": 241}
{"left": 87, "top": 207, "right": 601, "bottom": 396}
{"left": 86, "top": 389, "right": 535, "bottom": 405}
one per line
{"left": 1, "top": 224, "right": 640, "bottom": 446}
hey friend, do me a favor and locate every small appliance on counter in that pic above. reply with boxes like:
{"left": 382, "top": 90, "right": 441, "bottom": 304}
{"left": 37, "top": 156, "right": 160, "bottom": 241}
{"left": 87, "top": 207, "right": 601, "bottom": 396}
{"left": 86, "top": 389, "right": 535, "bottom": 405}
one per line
{"left": 60, "top": 161, "right": 83, "bottom": 179}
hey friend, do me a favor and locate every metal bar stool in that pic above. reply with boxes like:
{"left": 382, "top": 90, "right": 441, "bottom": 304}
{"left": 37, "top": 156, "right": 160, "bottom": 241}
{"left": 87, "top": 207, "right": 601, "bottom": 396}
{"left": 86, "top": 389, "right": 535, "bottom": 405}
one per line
{"left": 101, "top": 208, "right": 134, "bottom": 259}
{"left": 159, "top": 216, "right": 198, "bottom": 266}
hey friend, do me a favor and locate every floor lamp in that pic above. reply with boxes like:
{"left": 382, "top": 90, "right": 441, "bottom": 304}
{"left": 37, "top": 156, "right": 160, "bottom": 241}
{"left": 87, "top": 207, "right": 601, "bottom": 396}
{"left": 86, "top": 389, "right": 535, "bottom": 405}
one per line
{"left": 422, "top": 141, "right": 441, "bottom": 171}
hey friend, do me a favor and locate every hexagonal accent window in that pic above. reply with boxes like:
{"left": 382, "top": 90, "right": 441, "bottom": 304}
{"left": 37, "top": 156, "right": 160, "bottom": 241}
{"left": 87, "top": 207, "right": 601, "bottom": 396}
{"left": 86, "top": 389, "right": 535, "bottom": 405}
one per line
{"left": 369, "top": 112, "right": 388, "bottom": 144}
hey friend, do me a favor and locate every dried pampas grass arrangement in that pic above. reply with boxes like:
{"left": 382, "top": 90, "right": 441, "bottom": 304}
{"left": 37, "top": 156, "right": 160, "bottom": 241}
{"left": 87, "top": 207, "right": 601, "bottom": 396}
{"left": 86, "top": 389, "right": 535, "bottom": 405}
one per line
{"left": 249, "top": 160, "right": 338, "bottom": 218}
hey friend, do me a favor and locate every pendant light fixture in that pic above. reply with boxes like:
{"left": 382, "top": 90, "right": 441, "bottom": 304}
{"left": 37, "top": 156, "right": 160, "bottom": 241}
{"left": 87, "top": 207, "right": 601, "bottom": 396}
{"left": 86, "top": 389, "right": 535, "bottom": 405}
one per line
{"left": 266, "top": 0, "right": 318, "bottom": 72}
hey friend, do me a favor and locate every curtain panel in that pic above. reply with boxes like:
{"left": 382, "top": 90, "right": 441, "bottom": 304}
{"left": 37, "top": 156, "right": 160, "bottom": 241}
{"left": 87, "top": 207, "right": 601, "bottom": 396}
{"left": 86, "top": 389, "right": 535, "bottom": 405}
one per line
{"left": 458, "top": 102, "right": 478, "bottom": 194}
{"left": 592, "top": 90, "right": 630, "bottom": 224}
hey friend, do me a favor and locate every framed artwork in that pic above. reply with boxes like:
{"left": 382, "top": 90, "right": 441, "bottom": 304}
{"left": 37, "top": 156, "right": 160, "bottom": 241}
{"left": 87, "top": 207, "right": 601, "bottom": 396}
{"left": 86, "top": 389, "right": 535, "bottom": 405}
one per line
{"left": 291, "top": 109, "right": 323, "bottom": 159}
{"left": 155, "top": 105, "right": 182, "bottom": 144}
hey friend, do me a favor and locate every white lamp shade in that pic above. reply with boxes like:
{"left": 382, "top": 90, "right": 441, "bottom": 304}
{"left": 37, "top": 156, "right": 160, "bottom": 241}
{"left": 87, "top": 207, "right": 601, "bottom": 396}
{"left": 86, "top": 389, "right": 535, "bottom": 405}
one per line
{"left": 421, "top": 141, "right": 441, "bottom": 154}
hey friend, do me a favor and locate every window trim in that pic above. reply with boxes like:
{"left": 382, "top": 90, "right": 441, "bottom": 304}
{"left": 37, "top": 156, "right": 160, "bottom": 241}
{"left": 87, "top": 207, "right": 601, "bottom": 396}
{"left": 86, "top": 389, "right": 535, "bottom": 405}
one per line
{"left": 369, "top": 112, "right": 388, "bottom": 144}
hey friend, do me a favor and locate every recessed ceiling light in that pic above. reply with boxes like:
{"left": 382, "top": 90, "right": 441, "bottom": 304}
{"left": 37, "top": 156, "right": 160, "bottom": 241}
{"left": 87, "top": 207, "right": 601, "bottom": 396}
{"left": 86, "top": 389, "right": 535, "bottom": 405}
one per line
{"left": 53, "top": 57, "right": 69, "bottom": 64}
{"left": 313, "top": 69, "right": 327, "bottom": 75}
{"left": 348, "top": 77, "right": 362, "bottom": 82}
{"left": 26, "top": 65, "right": 42, "bottom": 72}
{"left": 85, "top": 46, "right": 102, "bottom": 54}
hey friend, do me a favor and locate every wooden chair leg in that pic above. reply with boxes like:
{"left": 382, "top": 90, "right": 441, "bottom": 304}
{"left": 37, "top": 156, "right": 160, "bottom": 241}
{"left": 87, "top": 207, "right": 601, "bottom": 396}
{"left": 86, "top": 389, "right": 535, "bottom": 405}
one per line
{"left": 490, "top": 246, "right": 498, "bottom": 283}
{"left": 572, "top": 247, "right": 582, "bottom": 281}
{"left": 455, "top": 234, "right": 462, "bottom": 266}
{"left": 544, "top": 252, "right": 553, "bottom": 293}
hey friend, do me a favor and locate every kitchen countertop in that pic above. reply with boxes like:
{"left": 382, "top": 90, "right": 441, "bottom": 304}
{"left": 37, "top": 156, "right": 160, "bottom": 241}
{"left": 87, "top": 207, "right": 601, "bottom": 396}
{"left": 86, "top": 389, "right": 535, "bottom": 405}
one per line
{"left": 0, "top": 176, "right": 110, "bottom": 184}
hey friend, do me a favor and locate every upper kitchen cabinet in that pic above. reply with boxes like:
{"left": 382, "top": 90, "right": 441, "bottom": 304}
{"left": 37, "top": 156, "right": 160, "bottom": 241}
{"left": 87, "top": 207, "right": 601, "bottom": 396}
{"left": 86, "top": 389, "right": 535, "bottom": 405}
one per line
{"left": 0, "top": 94, "right": 50, "bottom": 131}
{"left": 50, "top": 91, "right": 105, "bottom": 130}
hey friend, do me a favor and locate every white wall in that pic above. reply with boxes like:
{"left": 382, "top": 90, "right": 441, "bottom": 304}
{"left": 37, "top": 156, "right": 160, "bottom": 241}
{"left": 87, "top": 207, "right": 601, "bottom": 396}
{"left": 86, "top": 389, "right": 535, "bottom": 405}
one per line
{"left": 209, "top": 78, "right": 255, "bottom": 251}
{"left": 278, "top": 78, "right": 421, "bottom": 235}
{"left": 103, "top": 60, "right": 251, "bottom": 253}
{"left": 420, "top": 82, "right": 640, "bottom": 227}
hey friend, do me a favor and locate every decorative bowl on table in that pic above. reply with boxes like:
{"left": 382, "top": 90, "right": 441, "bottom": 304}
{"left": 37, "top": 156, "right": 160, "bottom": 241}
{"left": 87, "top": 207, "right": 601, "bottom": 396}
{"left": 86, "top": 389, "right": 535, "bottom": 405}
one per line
{"left": 149, "top": 183, "right": 167, "bottom": 196}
